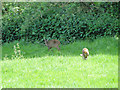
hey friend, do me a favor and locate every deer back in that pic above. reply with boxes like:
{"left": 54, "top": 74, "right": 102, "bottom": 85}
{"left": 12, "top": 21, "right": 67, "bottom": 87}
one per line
{"left": 47, "top": 39, "right": 60, "bottom": 47}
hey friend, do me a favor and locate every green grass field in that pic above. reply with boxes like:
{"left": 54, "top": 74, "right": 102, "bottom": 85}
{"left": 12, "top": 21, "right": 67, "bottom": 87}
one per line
{"left": 1, "top": 37, "right": 118, "bottom": 88}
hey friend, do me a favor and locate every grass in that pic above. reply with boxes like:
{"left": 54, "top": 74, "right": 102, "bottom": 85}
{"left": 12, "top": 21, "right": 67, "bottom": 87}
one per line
{"left": 1, "top": 36, "right": 118, "bottom": 88}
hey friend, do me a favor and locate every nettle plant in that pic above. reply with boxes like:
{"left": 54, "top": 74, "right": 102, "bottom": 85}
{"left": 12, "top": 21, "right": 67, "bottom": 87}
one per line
{"left": 12, "top": 43, "right": 23, "bottom": 59}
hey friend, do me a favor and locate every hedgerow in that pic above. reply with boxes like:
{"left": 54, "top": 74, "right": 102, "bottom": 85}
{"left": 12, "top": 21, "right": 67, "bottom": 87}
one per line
{"left": 2, "top": 2, "right": 119, "bottom": 43}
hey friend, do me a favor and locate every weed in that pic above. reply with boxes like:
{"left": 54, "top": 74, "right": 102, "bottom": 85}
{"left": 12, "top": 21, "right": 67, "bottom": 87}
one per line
{"left": 12, "top": 43, "right": 23, "bottom": 59}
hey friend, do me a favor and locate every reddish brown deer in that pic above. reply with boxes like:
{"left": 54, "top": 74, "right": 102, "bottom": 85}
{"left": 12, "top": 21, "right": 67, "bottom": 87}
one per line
{"left": 44, "top": 39, "right": 61, "bottom": 51}
{"left": 80, "top": 48, "right": 89, "bottom": 60}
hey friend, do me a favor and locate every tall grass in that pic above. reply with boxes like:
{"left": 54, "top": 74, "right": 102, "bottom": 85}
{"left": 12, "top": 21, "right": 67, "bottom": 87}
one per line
{"left": 1, "top": 37, "right": 118, "bottom": 88}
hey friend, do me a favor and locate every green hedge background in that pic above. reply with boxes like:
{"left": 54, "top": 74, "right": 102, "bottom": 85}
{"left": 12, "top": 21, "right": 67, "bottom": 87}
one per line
{"left": 2, "top": 2, "right": 119, "bottom": 43}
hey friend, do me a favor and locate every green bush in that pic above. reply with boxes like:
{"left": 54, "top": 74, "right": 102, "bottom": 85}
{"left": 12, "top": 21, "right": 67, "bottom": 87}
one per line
{"left": 2, "top": 2, "right": 119, "bottom": 43}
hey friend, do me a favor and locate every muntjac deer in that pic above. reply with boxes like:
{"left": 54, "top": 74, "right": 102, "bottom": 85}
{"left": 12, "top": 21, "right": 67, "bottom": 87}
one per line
{"left": 44, "top": 39, "right": 61, "bottom": 51}
{"left": 80, "top": 48, "right": 89, "bottom": 60}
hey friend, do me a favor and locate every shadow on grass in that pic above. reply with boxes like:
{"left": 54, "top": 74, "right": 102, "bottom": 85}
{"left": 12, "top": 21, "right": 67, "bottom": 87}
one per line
{"left": 2, "top": 36, "right": 118, "bottom": 60}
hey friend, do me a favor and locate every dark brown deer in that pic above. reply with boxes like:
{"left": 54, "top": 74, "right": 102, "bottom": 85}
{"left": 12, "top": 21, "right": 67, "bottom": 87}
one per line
{"left": 44, "top": 39, "right": 61, "bottom": 51}
{"left": 80, "top": 48, "right": 89, "bottom": 60}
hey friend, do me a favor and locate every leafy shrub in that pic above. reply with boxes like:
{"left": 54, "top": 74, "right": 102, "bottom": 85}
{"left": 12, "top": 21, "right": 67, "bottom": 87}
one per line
{"left": 2, "top": 2, "right": 119, "bottom": 43}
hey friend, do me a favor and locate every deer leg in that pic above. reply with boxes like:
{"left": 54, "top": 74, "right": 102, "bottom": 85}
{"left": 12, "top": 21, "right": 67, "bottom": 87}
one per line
{"left": 57, "top": 46, "right": 60, "bottom": 51}
{"left": 48, "top": 47, "right": 52, "bottom": 51}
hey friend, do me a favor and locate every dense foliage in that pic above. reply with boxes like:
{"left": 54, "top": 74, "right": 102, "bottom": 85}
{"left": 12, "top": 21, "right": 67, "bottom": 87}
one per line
{"left": 2, "top": 2, "right": 119, "bottom": 43}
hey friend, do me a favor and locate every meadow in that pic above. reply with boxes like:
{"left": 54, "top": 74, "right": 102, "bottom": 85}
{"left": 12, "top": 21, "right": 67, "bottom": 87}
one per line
{"left": 1, "top": 37, "right": 118, "bottom": 88}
